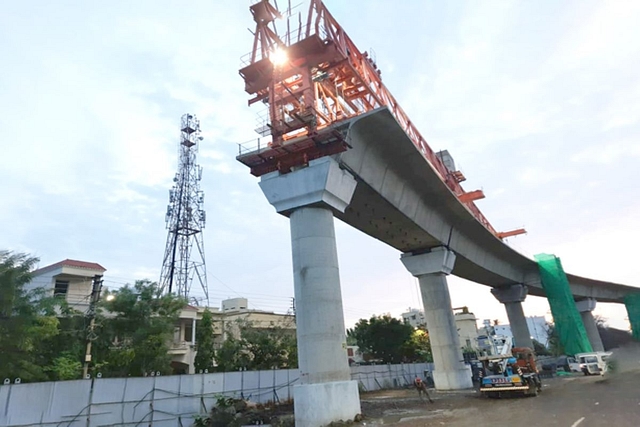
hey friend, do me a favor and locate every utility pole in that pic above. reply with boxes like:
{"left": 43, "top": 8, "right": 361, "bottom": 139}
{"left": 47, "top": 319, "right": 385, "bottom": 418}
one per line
{"left": 83, "top": 274, "right": 103, "bottom": 379}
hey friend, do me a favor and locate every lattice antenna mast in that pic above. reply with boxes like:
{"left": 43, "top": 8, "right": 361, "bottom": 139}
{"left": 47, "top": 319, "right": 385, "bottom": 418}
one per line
{"left": 160, "top": 113, "right": 208, "bottom": 304}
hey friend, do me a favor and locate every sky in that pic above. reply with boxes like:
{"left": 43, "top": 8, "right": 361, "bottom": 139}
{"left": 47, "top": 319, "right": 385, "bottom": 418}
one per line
{"left": 1, "top": 0, "right": 639, "bottom": 332}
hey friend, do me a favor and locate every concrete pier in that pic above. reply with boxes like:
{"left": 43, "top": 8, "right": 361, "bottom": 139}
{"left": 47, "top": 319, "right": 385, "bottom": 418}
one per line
{"left": 575, "top": 298, "right": 604, "bottom": 352}
{"left": 401, "top": 248, "right": 473, "bottom": 390}
{"left": 491, "top": 284, "right": 534, "bottom": 350}
{"left": 259, "top": 157, "right": 360, "bottom": 427}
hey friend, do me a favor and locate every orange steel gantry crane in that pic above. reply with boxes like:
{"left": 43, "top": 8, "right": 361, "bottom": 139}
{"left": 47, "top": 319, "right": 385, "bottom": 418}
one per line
{"left": 236, "top": 0, "right": 525, "bottom": 240}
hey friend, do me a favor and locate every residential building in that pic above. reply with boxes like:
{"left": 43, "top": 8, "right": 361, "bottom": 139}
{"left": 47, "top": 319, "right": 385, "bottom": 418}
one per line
{"left": 492, "top": 324, "right": 512, "bottom": 337}
{"left": 28, "top": 260, "right": 295, "bottom": 374}
{"left": 170, "top": 298, "right": 296, "bottom": 374}
{"left": 481, "top": 316, "right": 549, "bottom": 348}
{"left": 346, "top": 345, "right": 364, "bottom": 365}
{"left": 454, "top": 307, "right": 479, "bottom": 349}
{"left": 526, "top": 316, "right": 549, "bottom": 346}
{"left": 402, "top": 306, "right": 481, "bottom": 350}
{"left": 401, "top": 308, "right": 426, "bottom": 328}
{"left": 27, "top": 259, "right": 107, "bottom": 312}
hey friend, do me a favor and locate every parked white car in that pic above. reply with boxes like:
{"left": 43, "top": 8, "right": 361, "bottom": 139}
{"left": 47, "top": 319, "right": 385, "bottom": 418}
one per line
{"left": 575, "top": 352, "right": 612, "bottom": 375}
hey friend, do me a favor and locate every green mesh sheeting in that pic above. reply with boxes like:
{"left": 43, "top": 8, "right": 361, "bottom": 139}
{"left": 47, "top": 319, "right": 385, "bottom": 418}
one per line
{"left": 534, "top": 253, "right": 593, "bottom": 356}
{"left": 624, "top": 293, "right": 640, "bottom": 341}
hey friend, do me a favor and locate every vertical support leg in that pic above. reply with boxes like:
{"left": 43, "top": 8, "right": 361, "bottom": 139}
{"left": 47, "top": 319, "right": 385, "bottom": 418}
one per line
{"left": 491, "top": 285, "right": 534, "bottom": 350}
{"left": 259, "top": 157, "right": 361, "bottom": 427}
{"left": 575, "top": 299, "right": 605, "bottom": 352}
{"left": 401, "top": 248, "right": 472, "bottom": 390}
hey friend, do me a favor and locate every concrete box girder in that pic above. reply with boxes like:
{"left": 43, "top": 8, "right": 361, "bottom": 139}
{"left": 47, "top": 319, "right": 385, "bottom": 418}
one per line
{"left": 333, "top": 108, "right": 638, "bottom": 303}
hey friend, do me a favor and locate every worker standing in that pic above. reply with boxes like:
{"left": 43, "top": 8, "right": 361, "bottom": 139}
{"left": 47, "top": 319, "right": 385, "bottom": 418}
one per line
{"left": 413, "top": 376, "right": 434, "bottom": 403}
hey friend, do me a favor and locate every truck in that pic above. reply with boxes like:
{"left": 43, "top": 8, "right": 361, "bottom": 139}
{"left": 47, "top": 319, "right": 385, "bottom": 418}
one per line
{"left": 478, "top": 347, "right": 542, "bottom": 398}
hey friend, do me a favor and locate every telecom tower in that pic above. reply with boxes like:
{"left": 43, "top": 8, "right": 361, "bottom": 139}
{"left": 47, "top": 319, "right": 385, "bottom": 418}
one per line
{"left": 160, "top": 113, "right": 208, "bottom": 304}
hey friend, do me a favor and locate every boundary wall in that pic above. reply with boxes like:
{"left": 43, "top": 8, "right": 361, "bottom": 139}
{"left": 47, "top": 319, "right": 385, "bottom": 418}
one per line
{"left": 0, "top": 362, "right": 433, "bottom": 427}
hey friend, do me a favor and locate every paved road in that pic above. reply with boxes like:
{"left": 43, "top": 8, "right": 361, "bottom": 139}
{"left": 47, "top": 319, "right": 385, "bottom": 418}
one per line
{"left": 361, "top": 370, "right": 640, "bottom": 426}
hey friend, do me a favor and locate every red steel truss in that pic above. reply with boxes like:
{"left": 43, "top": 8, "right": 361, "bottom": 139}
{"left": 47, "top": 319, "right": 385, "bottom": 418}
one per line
{"left": 237, "top": 0, "right": 525, "bottom": 240}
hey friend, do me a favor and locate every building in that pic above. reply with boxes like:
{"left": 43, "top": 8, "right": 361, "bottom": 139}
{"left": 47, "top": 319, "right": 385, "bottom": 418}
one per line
{"left": 402, "top": 306, "right": 481, "bottom": 350}
{"left": 492, "top": 324, "right": 512, "bottom": 337}
{"left": 454, "top": 307, "right": 479, "bottom": 349}
{"left": 27, "top": 259, "right": 107, "bottom": 312}
{"left": 27, "top": 259, "right": 295, "bottom": 375}
{"left": 170, "top": 298, "right": 296, "bottom": 374}
{"left": 401, "top": 308, "right": 426, "bottom": 328}
{"left": 526, "top": 316, "right": 549, "bottom": 346}
{"left": 481, "top": 316, "right": 550, "bottom": 348}
{"left": 346, "top": 346, "right": 365, "bottom": 365}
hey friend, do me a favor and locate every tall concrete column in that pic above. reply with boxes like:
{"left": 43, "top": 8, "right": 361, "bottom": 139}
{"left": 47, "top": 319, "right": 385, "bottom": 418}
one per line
{"left": 575, "top": 299, "right": 604, "bottom": 352}
{"left": 401, "top": 248, "right": 473, "bottom": 390}
{"left": 491, "top": 284, "right": 534, "bottom": 350}
{"left": 259, "top": 157, "right": 360, "bottom": 427}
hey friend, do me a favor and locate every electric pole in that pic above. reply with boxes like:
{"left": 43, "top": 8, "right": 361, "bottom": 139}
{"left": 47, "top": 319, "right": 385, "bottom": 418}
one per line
{"left": 83, "top": 274, "right": 103, "bottom": 379}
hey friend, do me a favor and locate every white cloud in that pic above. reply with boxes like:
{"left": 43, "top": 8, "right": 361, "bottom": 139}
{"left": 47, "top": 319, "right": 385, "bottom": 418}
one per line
{"left": 571, "top": 139, "right": 640, "bottom": 164}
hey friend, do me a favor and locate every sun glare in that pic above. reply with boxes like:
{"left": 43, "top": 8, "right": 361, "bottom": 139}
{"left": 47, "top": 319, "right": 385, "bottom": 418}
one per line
{"left": 270, "top": 47, "right": 288, "bottom": 66}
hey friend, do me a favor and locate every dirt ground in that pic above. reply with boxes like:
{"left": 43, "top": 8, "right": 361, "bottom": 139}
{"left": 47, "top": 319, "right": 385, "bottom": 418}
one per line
{"left": 359, "top": 370, "right": 640, "bottom": 427}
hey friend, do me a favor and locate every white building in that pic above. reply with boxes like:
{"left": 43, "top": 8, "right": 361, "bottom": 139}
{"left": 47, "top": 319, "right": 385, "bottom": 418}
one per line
{"left": 482, "top": 316, "right": 549, "bottom": 347}
{"left": 492, "top": 324, "right": 512, "bottom": 337}
{"left": 526, "top": 316, "right": 549, "bottom": 346}
{"left": 346, "top": 346, "right": 365, "bottom": 365}
{"left": 27, "top": 259, "right": 107, "bottom": 312}
{"left": 402, "top": 306, "right": 480, "bottom": 350}
{"left": 401, "top": 308, "right": 426, "bottom": 328}
{"left": 454, "top": 307, "right": 479, "bottom": 349}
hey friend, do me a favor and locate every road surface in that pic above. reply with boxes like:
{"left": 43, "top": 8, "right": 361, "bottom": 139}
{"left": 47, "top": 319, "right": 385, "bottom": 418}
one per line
{"left": 361, "top": 370, "right": 640, "bottom": 426}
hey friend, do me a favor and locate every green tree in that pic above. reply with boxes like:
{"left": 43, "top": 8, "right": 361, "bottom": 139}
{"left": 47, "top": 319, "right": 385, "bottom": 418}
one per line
{"left": 214, "top": 319, "right": 297, "bottom": 371}
{"left": 214, "top": 334, "right": 248, "bottom": 372}
{"left": 194, "top": 309, "right": 216, "bottom": 372}
{"left": 0, "top": 251, "right": 61, "bottom": 382}
{"left": 47, "top": 352, "right": 83, "bottom": 380}
{"left": 532, "top": 339, "right": 550, "bottom": 356}
{"left": 92, "top": 280, "right": 186, "bottom": 377}
{"left": 546, "top": 323, "right": 565, "bottom": 356}
{"left": 347, "top": 315, "right": 423, "bottom": 363}
{"left": 406, "top": 328, "right": 433, "bottom": 362}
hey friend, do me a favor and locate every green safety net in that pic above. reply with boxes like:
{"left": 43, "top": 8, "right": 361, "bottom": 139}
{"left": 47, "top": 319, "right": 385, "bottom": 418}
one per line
{"left": 624, "top": 293, "right": 640, "bottom": 341}
{"left": 534, "top": 253, "right": 593, "bottom": 356}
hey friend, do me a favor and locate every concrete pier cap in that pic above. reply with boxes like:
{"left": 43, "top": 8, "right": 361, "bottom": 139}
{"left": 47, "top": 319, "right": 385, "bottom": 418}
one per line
{"left": 401, "top": 247, "right": 473, "bottom": 390}
{"left": 259, "top": 156, "right": 357, "bottom": 215}
{"left": 259, "top": 156, "right": 362, "bottom": 427}
{"left": 575, "top": 298, "right": 597, "bottom": 313}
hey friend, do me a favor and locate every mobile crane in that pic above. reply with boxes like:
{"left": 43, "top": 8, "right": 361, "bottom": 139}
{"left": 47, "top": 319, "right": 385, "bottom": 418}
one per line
{"left": 477, "top": 337, "right": 542, "bottom": 398}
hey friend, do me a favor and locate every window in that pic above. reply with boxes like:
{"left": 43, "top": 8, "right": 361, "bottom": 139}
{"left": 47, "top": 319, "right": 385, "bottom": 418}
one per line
{"left": 466, "top": 339, "right": 471, "bottom": 348}
{"left": 54, "top": 280, "right": 69, "bottom": 298}
{"left": 184, "top": 323, "right": 193, "bottom": 342}
{"left": 580, "top": 356, "right": 598, "bottom": 364}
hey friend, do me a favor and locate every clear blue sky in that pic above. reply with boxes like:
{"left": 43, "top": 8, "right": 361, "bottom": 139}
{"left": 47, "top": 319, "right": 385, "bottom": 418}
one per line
{"left": 1, "top": 0, "right": 639, "bottom": 330}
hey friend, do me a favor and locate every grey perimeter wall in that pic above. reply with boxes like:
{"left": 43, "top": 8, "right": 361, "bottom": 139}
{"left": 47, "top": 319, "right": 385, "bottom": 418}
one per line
{"left": 0, "top": 363, "right": 433, "bottom": 427}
